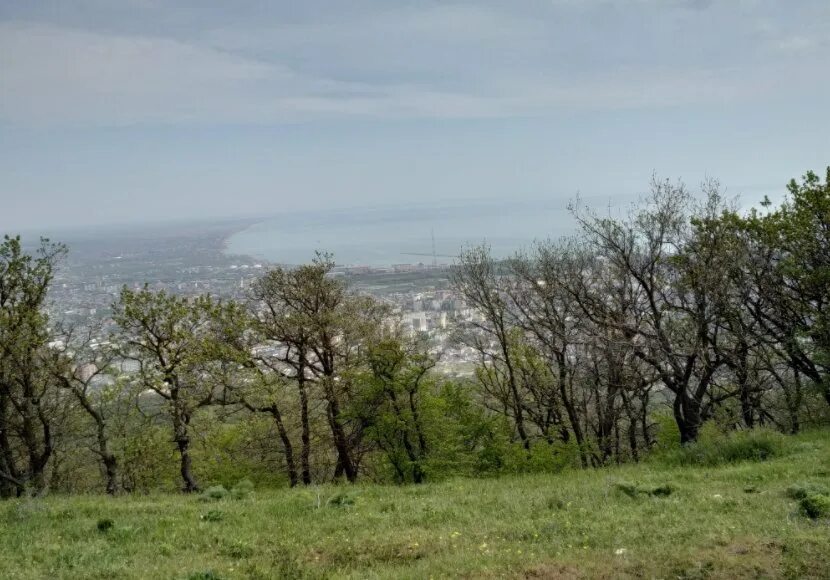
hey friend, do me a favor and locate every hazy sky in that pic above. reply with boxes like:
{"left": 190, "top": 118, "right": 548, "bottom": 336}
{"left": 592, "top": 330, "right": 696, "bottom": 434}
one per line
{"left": 1, "top": 0, "right": 829, "bottom": 230}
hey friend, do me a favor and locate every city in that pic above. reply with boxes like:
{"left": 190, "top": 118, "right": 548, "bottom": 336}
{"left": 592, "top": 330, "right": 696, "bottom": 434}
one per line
{"left": 44, "top": 220, "right": 485, "bottom": 379}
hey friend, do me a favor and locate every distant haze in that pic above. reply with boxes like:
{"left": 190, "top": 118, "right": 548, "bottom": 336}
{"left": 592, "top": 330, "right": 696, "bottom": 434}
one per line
{"left": 225, "top": 198, "right": 593, "bottom": 266}
{"left": 1, "top": 1, "right": 829, "bottom": 231}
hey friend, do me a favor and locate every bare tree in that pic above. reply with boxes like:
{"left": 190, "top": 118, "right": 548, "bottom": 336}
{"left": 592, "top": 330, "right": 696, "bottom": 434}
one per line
{"left": 453, "top": 246, "right": 531, "bottom": 450}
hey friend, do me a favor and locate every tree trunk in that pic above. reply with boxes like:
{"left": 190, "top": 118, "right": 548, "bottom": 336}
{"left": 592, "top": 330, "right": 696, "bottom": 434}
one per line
{"left": 326, "top": 393, "right": 357, "bottom": 482}
{"left": 674, "top": 391, "right": 702, "bottom": 445}
{"left": 297, "top": 376, "right": 312, "bottom": 485}
{"left": 557, "top": 363, "right": 588, "bottom": 467}
{"left": 734, "top": 341, "right": 755, "bottom": 428}
{"left": 269, "top": 405, "right": 298, "bottom": 487}
{"left": 96, "top": 421, "right": 119, "bottom": 495}
{"left": 173, "top": 409, "right": 199, "bottom": 493}
{"left": 500, "top": 337, "right": 530, "bottom": 451}
{"left": 0, "top": 395, "right": 24, "bottom": 498}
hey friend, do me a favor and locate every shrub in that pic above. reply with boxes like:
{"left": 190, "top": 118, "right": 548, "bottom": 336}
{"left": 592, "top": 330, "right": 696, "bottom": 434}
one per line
{"left": 231, "top": 479, "right": 255, "bottom": 500}
{"left": 326, "top": 492, "right": 356, "bottom": 508}
{"left": 717, "top": 429, "right": 785, "bottom": 462}
{"left": 800, "top": 495, "right": 830, "bottom": 520}
{"left": 653, "top": 412, "right": 682, "bottom": 450}
{"left": 657, "top": 426, "right": 786, "bottom": 467}
{"left": 199, "top": 485, "right": 229, "bottom": 502}
{"left": 200, "top": 510, "right": 223, "bottom": 522}
{"left": 786, "top": 483, "right": 830, "bottom": 501}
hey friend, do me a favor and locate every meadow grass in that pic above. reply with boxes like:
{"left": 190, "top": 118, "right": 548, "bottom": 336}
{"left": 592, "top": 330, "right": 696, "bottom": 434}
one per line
{"left": 1, "top": 430, "right": 829, "bottom": 579}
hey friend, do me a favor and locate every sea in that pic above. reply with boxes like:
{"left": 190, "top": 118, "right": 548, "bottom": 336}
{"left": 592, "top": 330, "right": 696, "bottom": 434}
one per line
{"left": 224, "top": 198, "right": 589, "bottom": 267}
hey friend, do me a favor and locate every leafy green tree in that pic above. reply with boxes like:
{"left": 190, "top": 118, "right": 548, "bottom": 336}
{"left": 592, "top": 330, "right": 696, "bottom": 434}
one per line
{"left": 739, "top": 168, "right": 830, "bottom": 407}
{"left": 248, "top": 254, "right": 387, "bottom": 483}
{"left": 0, "top": 236, "right": 66, "bottom": 497}
{"left": 47, "top": 323, "right": 123, "bottom": 494}
{"left": 354, "top": 335, "right": 434, "bottom": 483}
{"left": 112, "top": 287, "right": 233, "bottom": 492}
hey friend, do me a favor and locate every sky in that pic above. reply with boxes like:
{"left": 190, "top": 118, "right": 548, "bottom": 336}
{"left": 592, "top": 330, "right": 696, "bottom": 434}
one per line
{"left": 1, "top": 0, "right": 829, "bottom": 231}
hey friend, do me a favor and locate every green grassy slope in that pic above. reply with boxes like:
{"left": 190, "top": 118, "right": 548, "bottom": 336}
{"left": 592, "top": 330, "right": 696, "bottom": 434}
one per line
{"left": 2, "top": 431, "right": 829, "bottom": 579}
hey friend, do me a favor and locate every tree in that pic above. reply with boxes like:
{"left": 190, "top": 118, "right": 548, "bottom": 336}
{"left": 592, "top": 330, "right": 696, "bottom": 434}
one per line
{"left": 739, "top": 168, "right": 830, "bottom": 407}
{"left": 571, "top": 179, "right": 734, "bottom": 443}
{"left": 206, "top": 301, "right": 305, "bottom": 487}
{"left": 0, "top": 236, "right": 66, "bottom": 497}
{"left": 453, "top": 246, "right": 531, "bottom": 450}
{"left": 112, "top": 287, "right": 229, "bottom": 492}
{"left": 248, "top": 254, "right": 387, "bottom": 483}
{"left": 356, "top": 335, "right": 434, "bottom": 483}
{"left": 47, "top": 323, "right": 123, "bottom": 495}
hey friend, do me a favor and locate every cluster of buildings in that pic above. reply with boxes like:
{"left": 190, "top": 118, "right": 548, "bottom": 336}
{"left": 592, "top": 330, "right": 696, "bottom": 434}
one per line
{"left": 48, "top": 236, "right": 488, "bottom": 378}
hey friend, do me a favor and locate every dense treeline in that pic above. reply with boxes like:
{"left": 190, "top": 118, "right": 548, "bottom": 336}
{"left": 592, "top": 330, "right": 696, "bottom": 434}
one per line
{"left": 1, "top": 169, "right": 828, "bottom": 497}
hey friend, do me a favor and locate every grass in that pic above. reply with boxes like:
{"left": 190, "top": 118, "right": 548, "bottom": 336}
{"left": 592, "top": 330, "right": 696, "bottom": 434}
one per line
{"left": 1, "top": 430, "right": 829, "bottom": 579}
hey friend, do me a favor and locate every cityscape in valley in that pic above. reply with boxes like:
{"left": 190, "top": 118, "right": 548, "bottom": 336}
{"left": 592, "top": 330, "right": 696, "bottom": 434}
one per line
{"left": 46, "top": 219, "right": 484, "bottom": 377}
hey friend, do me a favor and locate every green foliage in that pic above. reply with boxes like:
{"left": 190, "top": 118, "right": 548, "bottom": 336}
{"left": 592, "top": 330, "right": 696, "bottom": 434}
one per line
{"left": 800, "top": 494, "right": 830, "bottom": 519}
{"left": 200, "top": 486, "right": 229, "bottom": 502}
{"left": 118, "top": 422, "right": 180, "bottom": 493}
{"left": 0, "top": 236, "right": 67, "bottom": 497}
{"left": 231, "top": 479, "right": 255, "bottom": 500}
{"left": 200, "top": 510, "right": 224, "bottom": 522}
{"left": 653, "top": 412, "right": 682, "bottom": 450}
{"left": 325, "top": 491, "right": 356, "bottom": 508}
{"left": 0, "top": 429, "right": 827, "bottom": 578}
{"left": 497, "top": 439, "right": 582, "bottom": 475}
{"left": 657, "top": 426, "right": 787, "bottom": 467}
{"left": 191, "top": 416, "right": 286, "bottom": 490}
{"left": 737, "top": 168, "right": 830, "bottom": 407}
{"left": 353, "top": 336, "right": 434, "bottom": 483}
{"left": 786, "top": 482, "right": 830, "bottom": 500}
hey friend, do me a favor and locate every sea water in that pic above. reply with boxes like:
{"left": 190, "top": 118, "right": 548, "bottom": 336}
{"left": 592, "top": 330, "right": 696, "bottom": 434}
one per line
{"left": 224, "top": 199, "right": 582, "bottom": 266}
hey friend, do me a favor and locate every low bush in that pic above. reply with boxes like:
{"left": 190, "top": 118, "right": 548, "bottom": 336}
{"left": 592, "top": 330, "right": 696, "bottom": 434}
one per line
{"left": 230, "top": 479, "right": 254, "bottom": 500}
{"left": 326, "top": 491, "right": 356, "bottom": 508}
{"left": 800, "top": 495, "right": 830, "bottom": 520}
{"left": 200, "top": 510, "right": 224, "bottom": 522}
{"left": 786, "top": 482, "right": 830, "bottom": 501}
{"left": 657, "top": 426, "right": 787, "bottom": 467}
{"left": 199, "top": 485, "right": 229, "bottom": 502}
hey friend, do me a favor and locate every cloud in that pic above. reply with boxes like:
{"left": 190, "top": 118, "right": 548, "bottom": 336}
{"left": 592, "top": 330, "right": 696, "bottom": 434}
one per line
{"left": 0, "top": 22, "right": 358, "bottom": 125}
{"left": 1, "top": 0, "right": 828, "bottom": 127}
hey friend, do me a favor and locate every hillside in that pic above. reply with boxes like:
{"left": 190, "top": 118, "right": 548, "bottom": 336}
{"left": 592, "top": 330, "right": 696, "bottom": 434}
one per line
{"left": 2, "top": 430, "right": 829, "bottom": 579}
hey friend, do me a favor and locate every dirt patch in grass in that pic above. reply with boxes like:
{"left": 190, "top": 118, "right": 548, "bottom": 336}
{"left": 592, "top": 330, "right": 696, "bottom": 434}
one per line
{"left": 305, "top": 537, "right": 443, "bottom": 569}
{"left": 661, "top": 538, "right": 783, "bottom": 579}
